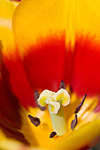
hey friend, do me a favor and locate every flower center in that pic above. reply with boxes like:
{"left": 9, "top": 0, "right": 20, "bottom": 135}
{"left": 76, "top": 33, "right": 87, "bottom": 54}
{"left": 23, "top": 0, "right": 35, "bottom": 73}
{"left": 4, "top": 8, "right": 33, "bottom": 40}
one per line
{"left": 28, "top": 81, "right": 88, "bottom": 138}
{"left": 37, "top": 88, "right": 70, "bottom": 136}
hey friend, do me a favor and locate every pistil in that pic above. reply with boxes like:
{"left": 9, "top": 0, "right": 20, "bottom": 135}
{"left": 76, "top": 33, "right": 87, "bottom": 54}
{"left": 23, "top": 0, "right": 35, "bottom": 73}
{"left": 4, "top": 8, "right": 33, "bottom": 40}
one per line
{"left": 49, "top": 105, "right": 67, "bottom": 136}
{"left": 37, "top": 88, "right": 70, "bottom": 136}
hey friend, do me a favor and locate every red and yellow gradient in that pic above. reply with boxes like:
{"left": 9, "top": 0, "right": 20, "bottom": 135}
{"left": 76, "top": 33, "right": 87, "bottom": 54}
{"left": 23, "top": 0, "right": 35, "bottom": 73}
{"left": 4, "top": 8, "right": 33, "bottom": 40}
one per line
{"left": 0, "top": 0, "right": 36, "bottom": 108}
{"left": 12, "top": 0, "right": 100, "bottom": 97}
{"left": 0, "top": 0, "right": 100, "bottom": 150}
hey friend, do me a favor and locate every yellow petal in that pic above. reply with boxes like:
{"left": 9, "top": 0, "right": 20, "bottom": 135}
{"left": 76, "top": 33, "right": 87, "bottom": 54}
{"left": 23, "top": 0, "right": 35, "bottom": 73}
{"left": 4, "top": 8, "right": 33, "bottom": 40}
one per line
{"left": 76, "top": 0, "right": 100, "bottom": 39}
{"left": 0, "top": 0, "right": 17, "bottom": 55}
{"left": 13, "top": 0, "right": 100, "bottom": 56}
{"left": 12, "top": 0, "right": 75, "bottom": 56}
{"left": 56, "top": 119, "right": 100, "bottom": 150}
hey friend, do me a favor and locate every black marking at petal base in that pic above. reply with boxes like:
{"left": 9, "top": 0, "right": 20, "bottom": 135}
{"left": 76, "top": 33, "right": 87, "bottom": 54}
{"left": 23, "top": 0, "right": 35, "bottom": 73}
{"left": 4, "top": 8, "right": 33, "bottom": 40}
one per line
{"left": 34, "top": 91, "right": 46, "bottom": 111}
{"left": 75, "top": 94, "right": 87, "bottom": 113}
{"left": 71, "top": 114, "right": 77, "bottom": 130}
{"left": 28, "top": 114, "right": 40, "bottom": 127}
{"left": 59, "top": 80, "right": 66, "bottom": 89}
{"left": 49, "top": 131, "right": 57, "bottom": 138}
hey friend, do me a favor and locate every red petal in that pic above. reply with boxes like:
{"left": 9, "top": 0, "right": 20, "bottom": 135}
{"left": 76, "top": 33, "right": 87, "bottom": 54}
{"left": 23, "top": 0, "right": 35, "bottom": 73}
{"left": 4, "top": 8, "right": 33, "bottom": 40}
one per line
{"left": 0, "top": 72, "right": 28, "bottom": 143}
{"left": 23, "top": 35, "right": 69, "bottom": 91}
{"left": 1, "top": 46, "right": 36, "bottom": 108}
{"left": 71, "top": 35, "right": 100, "bottom": 96}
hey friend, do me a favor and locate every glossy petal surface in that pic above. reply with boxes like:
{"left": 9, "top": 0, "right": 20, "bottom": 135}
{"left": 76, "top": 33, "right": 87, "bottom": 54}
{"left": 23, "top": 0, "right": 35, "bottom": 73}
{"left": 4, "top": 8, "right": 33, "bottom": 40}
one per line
{"left": 0, "top": 0, "right": 100, "bottom": 150}
{"left": 13, "top": 0, "right": 100, "bottom": 97}
{"left": 13, "top": 0, "right": 73, "bottom": 91}
{"left": 0, "top": 0, "right": 35, "bottom": 108}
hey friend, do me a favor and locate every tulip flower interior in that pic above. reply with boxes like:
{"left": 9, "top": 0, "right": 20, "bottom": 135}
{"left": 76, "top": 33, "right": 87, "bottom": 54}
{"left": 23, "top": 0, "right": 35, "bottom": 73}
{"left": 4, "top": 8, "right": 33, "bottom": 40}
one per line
{"left": 0, "top": 0, "right": 100, "bottom": 150}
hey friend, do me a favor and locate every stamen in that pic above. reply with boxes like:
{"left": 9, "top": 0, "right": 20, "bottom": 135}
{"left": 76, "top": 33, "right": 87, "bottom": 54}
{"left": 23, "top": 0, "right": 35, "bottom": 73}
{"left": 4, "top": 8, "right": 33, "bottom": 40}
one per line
{"left": 28, "top": 114, "right": 40, "bottom": 127}
{"left": 75, "top": 94, "right": 87, "bottom": 113}
{"left": 71, "top": 114, "right": 77, "bottom": 130}
{"left": 59, "top": 80, "right": 66, "bottom": 89}
{"left": 34, "top": 90, "right": 39, "bottom": 101}
{"left": 49, "top": 131, "right": 57, "bottom": 138}
{"left": 34, "top": 91, "right": 46, "bottom": 111}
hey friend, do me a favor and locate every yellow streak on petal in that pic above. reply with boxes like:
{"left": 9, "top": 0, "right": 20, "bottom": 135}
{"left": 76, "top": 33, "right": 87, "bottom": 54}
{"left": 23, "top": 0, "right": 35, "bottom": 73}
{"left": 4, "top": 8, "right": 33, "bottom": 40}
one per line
{"left": 0, "top": 18, "right": 11, "bottom": 30}
{"left": 67, "top": 95, "right": 99, "bottom": 130}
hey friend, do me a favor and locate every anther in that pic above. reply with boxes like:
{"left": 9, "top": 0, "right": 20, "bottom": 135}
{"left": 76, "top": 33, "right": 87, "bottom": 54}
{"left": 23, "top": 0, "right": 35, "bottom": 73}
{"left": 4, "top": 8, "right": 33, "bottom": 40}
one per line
{"left": 28, "top": 114, "right": 40, "bottom": 127}
{"left": 59, "top": 80, "right": 66, "bottom": 89}
{"left": 34, "top": 90, "right": 39, "bottom": 101}
{"left": 71, "top": 114, "right": 77, "bottom": 130}
{"left": 34, "top": 91, "right": 46, "bottom": 111}
{"left": 75, "top": 94, "right": 87, "bottom": 113}
{"left": 49, "top": 131, "right": 57, "bottom": 138}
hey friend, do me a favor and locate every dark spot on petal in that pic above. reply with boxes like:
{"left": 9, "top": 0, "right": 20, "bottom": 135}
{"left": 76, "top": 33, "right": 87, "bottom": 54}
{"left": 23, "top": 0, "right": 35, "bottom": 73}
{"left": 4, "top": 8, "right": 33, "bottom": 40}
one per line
{"left": 71, "top": 114, "right": 77, "bottom": 130}
{"left": 49, "top": 131, "right": 57, "bottom": 138}
{"left": 75, "top": 94, "right": 87, "bottom": 113}
{"left": 59, "top": 80, "right": 66, "bottom": 89}
{"left": 28, "top": 114, "right": 40, "bottom": 127}
{"left": 34, "top": 90, "right": 46, "bottom": 111}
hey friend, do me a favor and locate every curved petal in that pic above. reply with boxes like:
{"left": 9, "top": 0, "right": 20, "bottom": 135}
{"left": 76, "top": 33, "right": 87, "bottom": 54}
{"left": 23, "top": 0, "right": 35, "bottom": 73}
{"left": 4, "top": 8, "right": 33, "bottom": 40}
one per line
{"left": 0, "top": 0, "right": 35, "bottom": 107}
{"left": 12, "top": 0, "right": 74, "bottom": 91}
{"left": 56, "top": 119, "right": 100, "bottom": 150}
{"left": 13, "top": 0, "right": 100, "bottom": 97}
{"left": 0, "top": 0, "right": 35, "bottom": 144}
{"left": 69, "top": 1, "right": 100, "bottom": 96}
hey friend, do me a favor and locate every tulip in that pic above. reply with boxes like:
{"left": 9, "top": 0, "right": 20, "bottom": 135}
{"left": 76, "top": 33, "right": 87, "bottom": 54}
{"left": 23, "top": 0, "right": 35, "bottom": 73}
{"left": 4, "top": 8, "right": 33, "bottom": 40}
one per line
{"left": 0, "top": 0, "right": 100, "bottom": 150}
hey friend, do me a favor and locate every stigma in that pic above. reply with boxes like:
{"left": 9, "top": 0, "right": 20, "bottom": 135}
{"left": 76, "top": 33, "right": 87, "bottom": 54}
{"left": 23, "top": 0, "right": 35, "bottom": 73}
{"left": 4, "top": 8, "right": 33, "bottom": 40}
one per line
{"left": 37, "top": 88, "right": 70, "bottom": 114}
